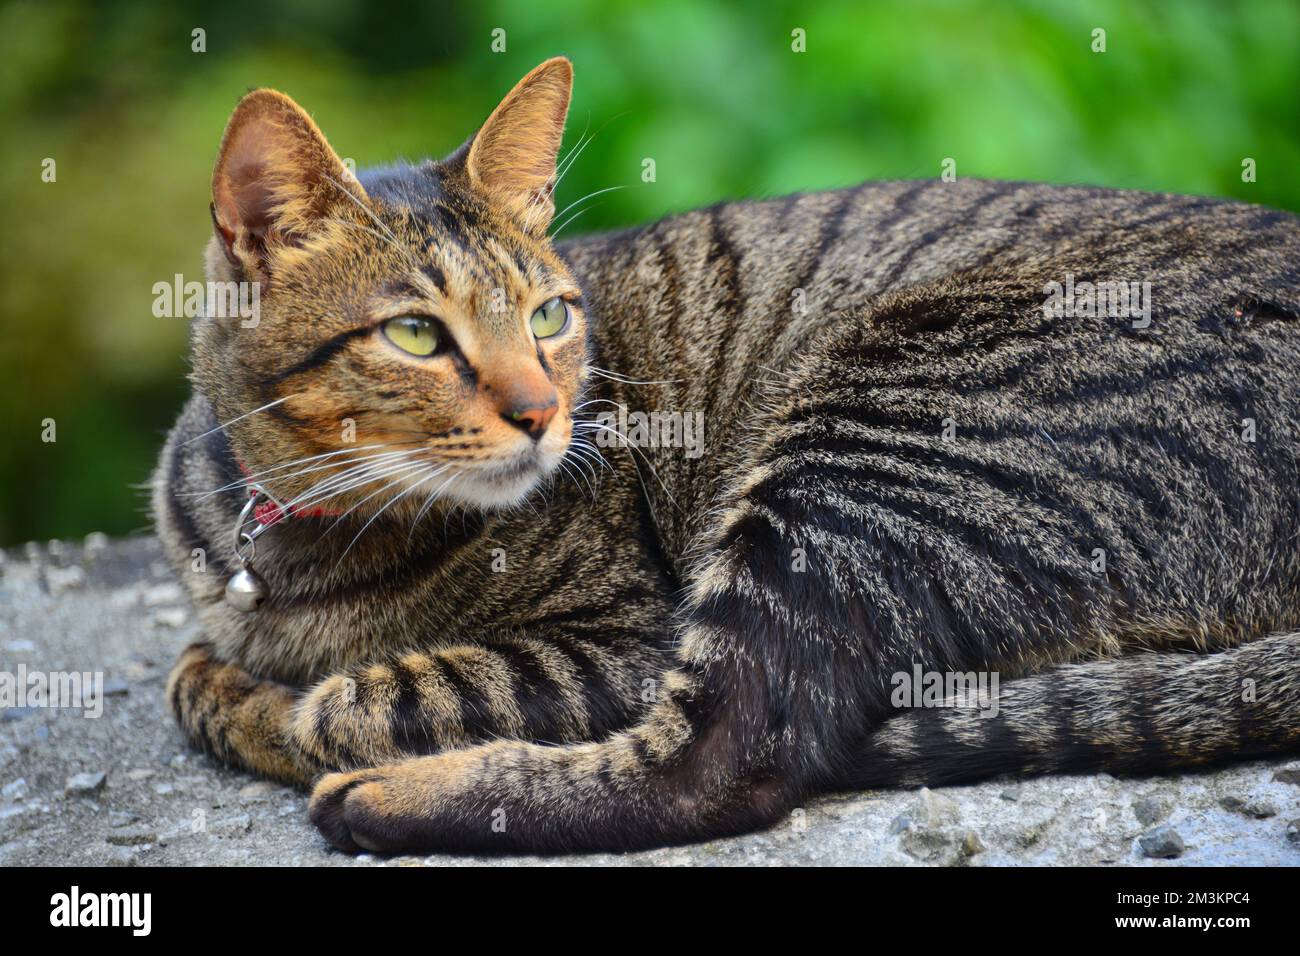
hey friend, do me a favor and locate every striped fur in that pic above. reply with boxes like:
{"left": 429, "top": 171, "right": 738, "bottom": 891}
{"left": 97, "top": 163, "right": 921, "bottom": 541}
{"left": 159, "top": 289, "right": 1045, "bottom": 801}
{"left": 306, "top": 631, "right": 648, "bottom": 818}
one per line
{"left": 155, "top": 60, "right": 1300, "bottom": 854}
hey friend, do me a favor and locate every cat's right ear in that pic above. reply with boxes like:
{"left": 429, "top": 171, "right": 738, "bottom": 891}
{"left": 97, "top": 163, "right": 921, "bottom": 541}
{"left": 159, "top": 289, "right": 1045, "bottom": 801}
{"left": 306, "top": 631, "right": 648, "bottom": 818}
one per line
{"left": 211, "top": 89, "right": 366, "bottom": 276}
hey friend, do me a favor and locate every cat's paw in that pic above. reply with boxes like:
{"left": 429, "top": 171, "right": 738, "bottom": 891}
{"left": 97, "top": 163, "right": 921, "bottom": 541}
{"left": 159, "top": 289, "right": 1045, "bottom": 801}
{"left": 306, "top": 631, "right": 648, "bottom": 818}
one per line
{"left": 308, "top": 769, "right": 389, "bottom": 853}
{"left": 307, "top": 755, "right": 467, "bottom": 854}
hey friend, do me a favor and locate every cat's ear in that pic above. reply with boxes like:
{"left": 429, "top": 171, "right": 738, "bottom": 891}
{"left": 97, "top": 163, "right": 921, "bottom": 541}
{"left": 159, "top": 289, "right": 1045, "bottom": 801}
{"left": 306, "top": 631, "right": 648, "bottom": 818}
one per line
{"left": 466, "top": 57, "right": 572, "bottom": 230}
{"left": 211, "top": 89, "right": 366, "bottom": 275}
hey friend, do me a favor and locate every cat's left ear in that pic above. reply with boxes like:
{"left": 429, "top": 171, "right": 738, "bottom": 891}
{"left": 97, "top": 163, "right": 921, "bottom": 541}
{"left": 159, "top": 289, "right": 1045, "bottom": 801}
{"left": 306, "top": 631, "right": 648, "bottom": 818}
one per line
{"left": 466, "top": 57, "right": 573, "bottom": 230}
{"left": 211, "top": 89, "right": 367, "bottom": 277}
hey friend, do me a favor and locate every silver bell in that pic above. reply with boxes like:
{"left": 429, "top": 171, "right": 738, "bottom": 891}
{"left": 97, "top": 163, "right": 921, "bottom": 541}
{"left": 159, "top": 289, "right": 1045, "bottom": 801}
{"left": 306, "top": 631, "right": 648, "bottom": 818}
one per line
{"left": 225, "top": 567, "right": 268, "bottom": 612}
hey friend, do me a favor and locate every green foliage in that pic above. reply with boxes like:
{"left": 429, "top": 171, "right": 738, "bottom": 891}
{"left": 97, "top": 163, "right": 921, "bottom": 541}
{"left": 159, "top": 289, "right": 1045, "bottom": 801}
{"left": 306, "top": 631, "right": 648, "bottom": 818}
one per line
{"left": 2, "top": 0, "right": 1297, "bottom": 543}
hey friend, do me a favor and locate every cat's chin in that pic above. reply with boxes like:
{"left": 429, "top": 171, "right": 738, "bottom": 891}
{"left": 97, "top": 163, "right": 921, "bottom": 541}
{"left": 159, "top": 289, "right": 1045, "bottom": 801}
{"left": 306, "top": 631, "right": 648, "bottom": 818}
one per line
{"left": 443, "top": 456, "right": 557, "bottom": 512}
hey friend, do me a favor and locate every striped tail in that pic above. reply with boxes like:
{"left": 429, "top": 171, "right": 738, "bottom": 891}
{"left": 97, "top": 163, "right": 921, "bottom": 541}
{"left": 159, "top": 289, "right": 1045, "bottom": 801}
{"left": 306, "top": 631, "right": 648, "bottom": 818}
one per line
{"left": 849, "top": 630, "right": 1300, "bottom": 789}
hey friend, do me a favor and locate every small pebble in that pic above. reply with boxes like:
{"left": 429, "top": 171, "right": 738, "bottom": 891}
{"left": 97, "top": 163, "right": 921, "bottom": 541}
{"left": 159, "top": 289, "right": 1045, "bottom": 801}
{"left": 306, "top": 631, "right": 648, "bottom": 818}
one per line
{"left": 141, "top": 583, "right": 184, "bottom": 607}
{"left": 1000, "top": 786, "right": 1021, "bottom": 802}
{"left": 1132, "top": 795, "right": 1168, "bottom": 826}
{"left": 238, "top": 781, "right": 275, "bottom": 804}
{"left": 1219, "top": 795, "right": 1277, "bottom": 819}
{"left": 917, "top": 787, "right": 960, "bottom": 827}
{"left": 153, "top": 607, "right": 189, "bottom": 628}
{"left": 83, "top": 531, "right": 110, "bottom": 555}
{"left": 106, "top": 827, "right": 157, "bottom": 847}
{"left": 959, "top": 830, "right": 985, "bottom": 858}
{"left": 1285, "top": 820, "right": 1300, "bottom": 847}
{"left": 1138, "top": 824, "right": 1185, "bottom": 859}
{"left": 108, "top": 810, "right": 141, "bottom": 828}
{"left": 2, "top": 778, "right": 30, "bottom": 801}
{"left": 65, "top": 771, "right": 107, "bottom": 796}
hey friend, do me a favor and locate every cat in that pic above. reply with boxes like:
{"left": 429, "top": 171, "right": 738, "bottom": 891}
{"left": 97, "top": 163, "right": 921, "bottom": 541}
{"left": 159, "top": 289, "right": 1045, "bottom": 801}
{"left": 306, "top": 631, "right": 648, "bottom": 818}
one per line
{"left": 156, "top": 57, "right": 1300, "bottom": 854}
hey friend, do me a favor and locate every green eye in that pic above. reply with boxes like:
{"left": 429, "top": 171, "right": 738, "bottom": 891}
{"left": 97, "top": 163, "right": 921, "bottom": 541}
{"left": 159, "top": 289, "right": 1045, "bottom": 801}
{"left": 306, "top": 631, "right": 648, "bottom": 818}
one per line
{"left": 383, "top": 316, "right": 439, "bottom": 356}
{"left": 530, "top": 297, "right": 570, "bottom": 339}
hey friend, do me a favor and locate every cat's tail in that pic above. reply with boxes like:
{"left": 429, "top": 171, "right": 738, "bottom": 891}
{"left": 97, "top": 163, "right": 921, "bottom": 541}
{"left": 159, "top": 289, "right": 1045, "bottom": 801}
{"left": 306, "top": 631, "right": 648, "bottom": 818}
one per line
{"left": 848, "top": 630, "right": 1300, "bottom": 789}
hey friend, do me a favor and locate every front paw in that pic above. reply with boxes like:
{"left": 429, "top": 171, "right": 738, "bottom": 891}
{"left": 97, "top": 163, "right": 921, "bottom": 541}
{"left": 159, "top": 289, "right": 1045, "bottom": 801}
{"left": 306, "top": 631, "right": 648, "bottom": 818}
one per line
{"left": 308, "top": 769, "right": 388, "bottom": 853}
{"left": 164, "top": 642, "right": 320, "bottom": 787}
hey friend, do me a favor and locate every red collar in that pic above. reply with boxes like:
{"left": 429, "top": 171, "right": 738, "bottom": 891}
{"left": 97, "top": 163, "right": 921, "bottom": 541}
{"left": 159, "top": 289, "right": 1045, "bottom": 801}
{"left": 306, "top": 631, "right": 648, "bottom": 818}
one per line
{"left": 236, "top": 458, "right": 344, "bottom": 525}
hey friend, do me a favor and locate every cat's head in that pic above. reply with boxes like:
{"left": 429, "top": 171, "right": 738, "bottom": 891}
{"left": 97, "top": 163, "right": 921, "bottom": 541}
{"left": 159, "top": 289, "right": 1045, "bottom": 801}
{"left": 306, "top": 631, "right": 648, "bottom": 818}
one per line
{"left": 195, "top": 58, "right": 586, "bottom": 514}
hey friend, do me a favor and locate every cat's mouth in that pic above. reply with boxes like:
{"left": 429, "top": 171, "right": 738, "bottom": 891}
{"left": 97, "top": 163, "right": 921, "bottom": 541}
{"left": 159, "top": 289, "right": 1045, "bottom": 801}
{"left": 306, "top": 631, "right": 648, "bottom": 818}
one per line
{"left": 442, "top": 445, "right": 562, "bottom": 510}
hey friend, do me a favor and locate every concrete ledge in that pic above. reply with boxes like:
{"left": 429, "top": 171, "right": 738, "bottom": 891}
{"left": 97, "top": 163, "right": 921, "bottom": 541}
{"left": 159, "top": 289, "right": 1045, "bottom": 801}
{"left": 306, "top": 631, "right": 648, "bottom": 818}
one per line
{"left": 2, "top": 537, "right": 1297, "bottom": 866}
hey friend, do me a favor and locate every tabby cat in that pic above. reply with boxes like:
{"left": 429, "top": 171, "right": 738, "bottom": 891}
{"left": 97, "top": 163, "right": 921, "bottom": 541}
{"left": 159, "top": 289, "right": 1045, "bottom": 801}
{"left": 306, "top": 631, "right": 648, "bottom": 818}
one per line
{"left": 156, "top": 57, "right": 1300, "bottom": 854}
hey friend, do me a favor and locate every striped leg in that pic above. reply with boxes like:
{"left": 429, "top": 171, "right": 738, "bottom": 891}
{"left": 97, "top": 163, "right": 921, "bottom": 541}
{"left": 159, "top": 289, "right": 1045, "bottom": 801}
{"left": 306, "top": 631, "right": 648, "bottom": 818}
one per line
{"left": 306, "top": 518, "right": 836, "bottom": 853}
{"left": 166, "top": 643, "right": 323, "bottom": 788}
{"left": 289, "top": 628, "right": 671, "bottom": 770}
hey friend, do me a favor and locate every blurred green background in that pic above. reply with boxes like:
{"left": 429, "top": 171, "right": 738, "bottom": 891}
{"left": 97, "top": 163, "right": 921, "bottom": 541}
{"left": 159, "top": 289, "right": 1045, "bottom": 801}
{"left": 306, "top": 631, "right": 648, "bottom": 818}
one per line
{"left": 1, "top": 0, "right": 1298, "bottom": 545}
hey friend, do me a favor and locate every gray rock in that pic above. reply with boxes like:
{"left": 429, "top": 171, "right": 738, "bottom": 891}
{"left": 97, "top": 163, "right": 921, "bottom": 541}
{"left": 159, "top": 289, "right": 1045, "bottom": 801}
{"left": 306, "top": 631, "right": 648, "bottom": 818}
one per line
{"left": 959, "top": 830, "right": 986, "bottom": 858}
{"left": 210, "top": 813, "right": 254, "bottom": 838}
{"left": 237, "top": 781, "right": 276, "bottom": 804}
{"left": 83, "top": 532, "right": 110, "bottom": 555}
{"left": 1219, "top": 795, "right": 1277, "bottom": 819}
{"left": 46, "top": 565, "right": 86, "bottom": 594}
{"left": 1132, "top": 795, "right": 1168, "bottom": 826}
{"left": 888, "top": 813, "right": 913, "bottom": 835}
{"left": 916, "top": 787, "right": 960, "bottom": 827}
{"left": 1286, "top": 820, "right": 1300, "bottom": 847}
{"left": 141, "top": 583, "right": 184, "bottom": 607}
{"left": 103, "top": 846, "right": 142, "bottom": 867}
{"left": 1273, "top": 766, "right": 1300, "bottom": 785}
{"left": 108, "top": 810, "right": 140, "bottom": 828}
{"left": 1138, "top": 824, "right": 1185, "bottom": 859}
{"left": 1, "top": 779, "right": 29, "bottom": 802}
{"left": 152, "top": 607, "right": 189, "bottom": 628}
{"left": 106, "top": 827, "right": 156, "bottom": 846}
{"left": 102, "top": 678, "right": 130, "bottom": 697}
{"left": 64, "top": 771, "right": 107, "bottom": 796}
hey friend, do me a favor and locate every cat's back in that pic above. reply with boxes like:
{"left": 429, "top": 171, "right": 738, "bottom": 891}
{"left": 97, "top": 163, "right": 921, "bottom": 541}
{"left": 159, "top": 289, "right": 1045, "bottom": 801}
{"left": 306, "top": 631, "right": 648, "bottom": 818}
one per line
{"left": 559, "top": 179, "right": 1300, "bottom": 566}
{"left": 562, "top": 178, "right": 1300, "bottom": 309}
{"left": 561, "top": 178, "right": 1300, "bottom": 394}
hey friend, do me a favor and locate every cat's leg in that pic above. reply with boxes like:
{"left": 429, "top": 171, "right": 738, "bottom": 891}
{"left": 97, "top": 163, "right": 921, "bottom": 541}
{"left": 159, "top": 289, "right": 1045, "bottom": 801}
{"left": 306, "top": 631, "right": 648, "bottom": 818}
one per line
{"left": 166, "top": 643, "right": 323, "bottom": 788}
{"left": 170, "top": 626, "right": 670, "bottom": 783}
{"left": 288, "top": 628, "right": 671, "bottom": 769}
{"left": 307, "top": 510, "right": 845, "bottom": 852}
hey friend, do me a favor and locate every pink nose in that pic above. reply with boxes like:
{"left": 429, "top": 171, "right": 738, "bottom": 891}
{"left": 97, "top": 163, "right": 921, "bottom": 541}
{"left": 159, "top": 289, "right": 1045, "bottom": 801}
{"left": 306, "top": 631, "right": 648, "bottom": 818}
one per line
{"left": 501, "top": 402, "right": 557, "bottom": 439}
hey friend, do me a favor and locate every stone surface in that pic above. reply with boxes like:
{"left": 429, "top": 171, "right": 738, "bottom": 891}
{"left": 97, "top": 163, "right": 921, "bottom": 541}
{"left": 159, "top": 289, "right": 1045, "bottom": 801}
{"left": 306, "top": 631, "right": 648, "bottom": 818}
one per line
{"left": 1138, "top": 824, "right": 1186, "bottom": 859}
{"left": 1, "top": 536, "right": 1298, "bottom": 866}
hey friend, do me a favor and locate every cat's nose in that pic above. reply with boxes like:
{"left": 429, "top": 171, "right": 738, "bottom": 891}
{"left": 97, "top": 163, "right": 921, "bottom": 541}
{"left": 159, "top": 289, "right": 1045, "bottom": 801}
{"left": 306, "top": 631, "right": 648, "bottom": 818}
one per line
{"left": 501, "top": 402, "right": 557, "bottom": 439}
